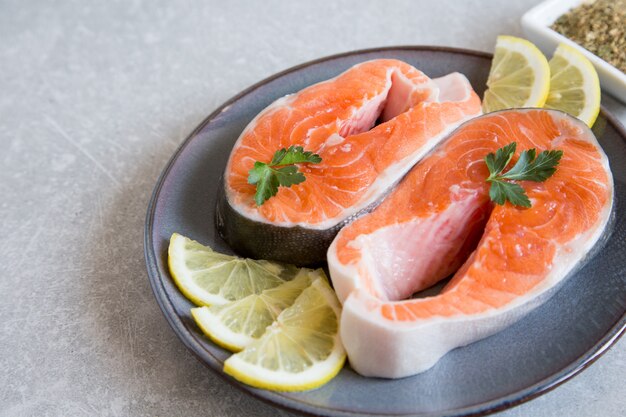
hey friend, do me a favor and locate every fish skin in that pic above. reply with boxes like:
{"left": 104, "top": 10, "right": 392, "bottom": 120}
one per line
{"left": 215, "top": 178, "right": 392, "bottom": 266}
{"left": 328, "top": 109, "right": 614, "bottom": 378}
{"left": 219, "top": 59, "right": 481, "bottom": 264}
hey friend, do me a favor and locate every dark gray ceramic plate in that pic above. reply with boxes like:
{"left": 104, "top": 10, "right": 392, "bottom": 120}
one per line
{"left": 145, "top": 47, "right": 626, "bottom": 417}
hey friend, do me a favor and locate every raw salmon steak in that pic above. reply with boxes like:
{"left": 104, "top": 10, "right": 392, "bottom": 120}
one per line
{"left": 217, "top": 59, "right": 481, "bottom": 265}
{"left": 328, "top": 109, "right": 614, "bottom": 378}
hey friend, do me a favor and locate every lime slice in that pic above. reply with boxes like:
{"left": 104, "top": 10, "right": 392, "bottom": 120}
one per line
{"left": 191, "top": 268, "right": 326, "bottom": 352}
{"left": 483, "top": 35, "right": 551, "bottom": 113}
{"left": 224, "top": 277, "right": 345, "bottom": 391}
{"left": 168, "top": 233, "right": 298, "bottom": 306}
{"left": 545, "top": 43, "right": 601, "bottom": 127}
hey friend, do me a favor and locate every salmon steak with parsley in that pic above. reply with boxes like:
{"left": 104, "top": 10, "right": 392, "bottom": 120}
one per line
{"left": 217, "top": 59, "right": 482, "bottom": 265}
{"left": 327, "top": 109, "right": 614, "bottom": 378}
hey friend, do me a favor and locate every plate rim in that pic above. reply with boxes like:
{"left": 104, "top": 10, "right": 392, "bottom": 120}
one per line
{"left": 144, "top": 45, "right": 626, "bottom": 417}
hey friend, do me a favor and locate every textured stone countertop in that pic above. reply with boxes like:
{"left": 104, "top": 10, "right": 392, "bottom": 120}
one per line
{"left": 1, "top": 1, "right": 624, "bottom": 416}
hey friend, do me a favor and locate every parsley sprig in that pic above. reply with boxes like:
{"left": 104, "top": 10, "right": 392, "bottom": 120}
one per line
{"left": 248, "top": 146, "right": 322, "bottom": 206}
{"left": 485, "top": 142, "right": 563, "bottom": 208}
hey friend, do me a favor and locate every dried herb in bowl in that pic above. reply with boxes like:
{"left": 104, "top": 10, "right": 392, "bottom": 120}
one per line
{"left": 551, "top": 0, "right": 626, "bottom": 73}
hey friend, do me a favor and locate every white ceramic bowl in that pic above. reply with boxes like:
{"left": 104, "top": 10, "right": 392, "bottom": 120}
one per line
{"left": 522, "top": 0, "right": 626, "bottom": 103}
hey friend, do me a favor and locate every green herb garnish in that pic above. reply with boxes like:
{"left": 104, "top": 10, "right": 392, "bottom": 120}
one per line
{"left": 248, "top": 146, "right": 322, "bottom": 206}
{"left": 485, "top": 142, "right": 563, "bottom": 208}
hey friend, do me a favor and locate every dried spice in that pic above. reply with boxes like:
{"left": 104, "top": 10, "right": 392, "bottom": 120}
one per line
{"left": 551, "top": 0, "right": 626, "bottom": 73}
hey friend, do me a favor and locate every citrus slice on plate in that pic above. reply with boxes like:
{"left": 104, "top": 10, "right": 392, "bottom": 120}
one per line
{"left": 482, "top": 35, "right": 551, "bottom": 113}
{"left": 191, "top": 268, "right": 326, "bottom": 352}
{"left": 224, "top": 276, "right": 346, "bottom": 391}
{"left": 168, "top": 233, "right": 299, "bottom": 306}
{"left": 544, "top": 43, "right": 601, "bottom": 127}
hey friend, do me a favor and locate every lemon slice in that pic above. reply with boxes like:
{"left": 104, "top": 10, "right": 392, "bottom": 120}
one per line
{"left": 168, "top": 233, "right": 299, "bottom": 306}
{"left": 544, "top": 43, "right": 601, "bottom": 127}
{"left": 191, "top": 268, "right": 326, "bottom": 352}
{"left": 483, "top": 35, "right": 551, "bottom": 113}
{"left": 224, "top": 277, "right": 345, "bottom": 391}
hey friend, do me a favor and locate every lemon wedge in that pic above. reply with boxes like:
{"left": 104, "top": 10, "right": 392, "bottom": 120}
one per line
{"left": 483, "top": 35, "right": 551, "bottom": 113}
{"left": 191, "top": 268, "right": 326, "bottom": 352}
{"left": 168, "top": 233, "right": 299, "bottom": 306}
{"left": 545, "top": 43, "right": 601, "bottom": 127}
{"left": 224, "top": 277, "right": 345, "bottom": 391}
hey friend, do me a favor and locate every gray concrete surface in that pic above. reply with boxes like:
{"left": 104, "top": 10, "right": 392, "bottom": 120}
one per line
{"left": 1, "top": 0, "right": 624, "bottom": 416}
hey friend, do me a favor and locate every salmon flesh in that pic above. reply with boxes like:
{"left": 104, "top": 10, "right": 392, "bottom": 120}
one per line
{"left": 327, "top": 109, "right": 614, "bottom": 378}
{"left": 218, "top": 59, "right": 482, "bottom": 265}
